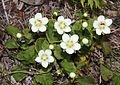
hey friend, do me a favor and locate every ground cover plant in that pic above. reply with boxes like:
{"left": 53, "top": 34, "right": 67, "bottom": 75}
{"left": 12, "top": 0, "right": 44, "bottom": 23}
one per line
{"left": 0, "top": 0, "right": 120, "bottom": 85}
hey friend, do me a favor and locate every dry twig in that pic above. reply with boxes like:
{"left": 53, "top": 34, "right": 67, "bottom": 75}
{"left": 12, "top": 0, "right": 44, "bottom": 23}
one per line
{"left": 1, "top": 0, "right": 9, "bottom": 24}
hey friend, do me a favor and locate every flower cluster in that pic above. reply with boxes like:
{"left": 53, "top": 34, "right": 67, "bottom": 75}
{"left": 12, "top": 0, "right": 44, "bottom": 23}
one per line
{"left": 29, "top": 13, "right": 112, "bottom": 68}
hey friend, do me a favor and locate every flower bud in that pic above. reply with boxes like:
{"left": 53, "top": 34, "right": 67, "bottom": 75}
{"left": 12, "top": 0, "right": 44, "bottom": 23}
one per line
{"left": 69, "top": 72, "right": 76, "bottom": 78}
{"left": 49, "top": 44, "right": 54, "bottom": 49}
{"left": 83, "top": 13, "right": 88, "bottom": 17}
{"left": 16, "top": 33, "right": 22, "bottom": 38}
{"left": 82, "top": 22, "right": 88, "bottom": 28}
{"left": 53, "top": 12, "right": 58, "bottom": 16}
{"left": 82, "top": 38, "right": 88, "bottom": 44}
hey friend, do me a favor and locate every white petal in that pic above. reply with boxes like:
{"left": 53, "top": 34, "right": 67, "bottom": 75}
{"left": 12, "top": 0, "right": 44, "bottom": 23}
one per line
{"left": 48, "top": 56, "right": 54, "bottom": 63}
{"left": 62, "top": 34, "right": 70, "bottom": 42}
{"left": 38, "top": 50, "right": 44, "bottom": 56}
{"left": 42, "top": 61, "right": 48, "bottom": 68}
{"left": 70, "top": 34, "right": 79, "bottom": 43}
{"left": 96, "top": 29, "right": 102, "bottom": 35}
{"left": 105, "top": 19, "right": 112, "bottom": 26}
{"left": 31, "top": 25, "right": 39, "bottom": 32}
{"left": 73, "top": 43, "right": 81, "bottom": 50}
{"left": 102, "top": 27, "right": 111, "bottom": 34}
{"left": 35, "top": 13, "right": 42, "bottom": 19}
{"left": 45, "top": 49, "right": 52, "bottom": 56}
{"left": 29, "top": 18, "right": 35, "bottom": 25}
{"left": 64, "top": 26, "right": 71, "bottom": 32}
{"left": 38, "top": 25, "right": 47, "bottom": 32}
{"left": 54, "top": 22, "right": 59, "bottom": 29}
{"left": 57, "top": 29, "right": 64, "bottom": 35}
{"left": 60, "top": 42, "right": 67, "bottom": 49}
{"left": 98, "top": 15, "right": 105, "bottom": 22}
{"left": 66, "top": 48, "right": 74, "bottom": 54}
{"left": 35, "top": 57, "right": 41, "bottom": 63}
{"left": 58, "top": 16, "right": 64, "bottom": 21}
{"left": 41, "top": 17, "right": 49, "bottom": 25}
{"left": 65, "top": 18, "right": 72, "bottom": 25}
{"left": 93, "top": 20, "right": 99, "bottom": 28}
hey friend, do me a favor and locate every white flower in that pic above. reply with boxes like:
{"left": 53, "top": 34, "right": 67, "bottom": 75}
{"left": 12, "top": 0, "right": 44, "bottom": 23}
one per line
{"left": 60, "top": 34, "right": 81, "bottom": 54}
{"left": 93, "top": 15, "right": 112, "bottom": 35}
{"left": 49, "top": 44, "right": 54, "bottom": 49}
{"left": 83, "top": 13, "right": 88, "bottom": 17}
{"left": 29, "top": 13, "right": 48, "bottom": 32}
{"left": 53, "top": 12, "right": 58, "bottom": 16}
{"left": 82, "top": 22, "right": 88, "bottom": 28}
{"left": 35, "top": 49, "right": 54, "bottom": 68}
{"left": 82, "top": 38, "right": 88, "bottom": 44}
{"left": 16, "top": 33, "right": 22, "bottom": 38}
{"left": 54, "top": 16, "right": 72, "bottom": 35}
{"left": 69, "top": 72, "right": 76, "bottom": 78}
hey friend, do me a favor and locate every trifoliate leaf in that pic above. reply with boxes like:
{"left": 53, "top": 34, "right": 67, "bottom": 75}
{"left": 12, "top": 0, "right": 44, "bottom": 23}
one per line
{"left": 12, "top": 66, "right": 27, "bottom": 82}
{"left": 102, "top": 41, "right": 111, "bottom": 56}
{"left": 77, "top": 76, "right": 96, "bottom": 85}
{"left": 35, "top": 73, "right": 53, "bottom": 85}
{"left": 5, "top": 38, "right": 19, "bottom": 48}
{"left": 35, "top": 38, "right": 49, "bottom": 52}
{"left": 53, "top": 45, "right": 63, "bottom": 60}
{"left": 112, "top": 72, "right": 120, "bottom": 85}
{"left": 23, "top": 29, "right": 33, "bottom": 39}
{"left": 17, "top": 46, "right": 36, "bottom": 64}
{"left": 60, "top": 59, "right": 76, "bottom": 73}
{"left": 46, "top": 19, "right": 60, "bottom": 43}
{"left": 6, "top": 25, "right": 21, "bottom": 38}
{"left": 100, "top": 64, "right": 113, "bottom": 81}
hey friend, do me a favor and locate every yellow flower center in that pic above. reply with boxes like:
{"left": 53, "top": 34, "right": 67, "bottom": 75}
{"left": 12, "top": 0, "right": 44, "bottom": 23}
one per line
{"left": 66, "top": 40, "right": 74, "bottom": 48}
{"left": 59, "top": 21, "right": 66, "bottom": 29}
{"left": 41, "top": 54, "right": 48, "bottom": 61}
{"left": 35, "top": 19, "right": 42, "bottom": 27}
{"left": 99, "top": 22, "right": 106, "bottom": 29}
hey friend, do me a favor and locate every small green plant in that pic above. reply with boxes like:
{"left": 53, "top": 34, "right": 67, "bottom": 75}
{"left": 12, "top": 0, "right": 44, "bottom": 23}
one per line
{"left": 4, "top": 12, "right": 114, "bottom": 84}
{"left": 71, "top": 0, "right": 103, "bottom": 9}
{"left": 80, "top": 0, "right": 103, "bottom": 9}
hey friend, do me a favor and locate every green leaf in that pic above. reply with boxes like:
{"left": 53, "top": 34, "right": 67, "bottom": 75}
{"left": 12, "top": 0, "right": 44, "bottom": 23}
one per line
{"left": 6, "top": 25, "right": 21, "bottom": 38}
{"left": 93, "top": 0, "right": 100, "bottom": 8}
{"left": 113, "top": 72, "right": 120, "bottom": 85}
{"left": 35, "top": 73, "right": 53, "bottom": 85}
{"left": 72, "top": 21, "right": 82, "bottom": 34}
{"left": 42, "top": 40, "right": 49, "bottom": 50}
{"left": 102, "top": 41, "right": 111, "bottom": 56}
{"left": 17, "top": 46, "right": 36, "bottom": 64}
{"left": 100, "top": 64, "right": 113, "bottom": 81}
{"left": 53, "top": 45, "right": 63, "bottom": 60}
{"left": 35, "top": 38, "right": 49, "bottom": 52}
{"left": 12, "top": 66, "right": 27, "bottom": 82}
{"left": 23, "top": 29, "right": 32, "bottom": 39}
{"left": 5, "top": 39, "right": 19, "bottom": 48}
{"left": 88, "top": 0, "right": 94, "bottom": 9}
{"left": 87, "top": 17, "right": 96, "bottom": 31}
{"left": 46, "top": 19, "right": 60, "bottom": 43}
{"left": 80, "top": 0, "right": 86, "bottom": 7}
{"left": 77, "top": 76, "right": 96, "bottom": 85}
{"left": 60, "top": 59, "right": 76, "bottom": 73}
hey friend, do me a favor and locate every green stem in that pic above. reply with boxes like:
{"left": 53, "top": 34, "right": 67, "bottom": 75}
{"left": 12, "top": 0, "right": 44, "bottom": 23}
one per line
{"left": 1, "top": 70, "right": 48, "bottom": 78}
